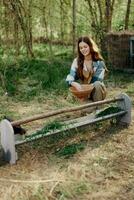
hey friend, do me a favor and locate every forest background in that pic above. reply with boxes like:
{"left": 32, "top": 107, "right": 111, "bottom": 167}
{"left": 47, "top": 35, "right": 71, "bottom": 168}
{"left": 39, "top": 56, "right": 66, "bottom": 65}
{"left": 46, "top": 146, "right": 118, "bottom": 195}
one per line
{"left": 0, "top": 0, "right": 133, "bottom": 99}
{"left": 0, "top": 1, "right": 134, "bottom": 200}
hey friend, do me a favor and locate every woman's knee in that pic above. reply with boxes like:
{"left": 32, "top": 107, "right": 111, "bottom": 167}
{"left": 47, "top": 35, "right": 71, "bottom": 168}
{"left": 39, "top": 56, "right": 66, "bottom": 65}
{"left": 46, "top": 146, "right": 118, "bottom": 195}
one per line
{"left": 93, "top": 81, "right": 102, "bottom": 89}
{"left": 92, "top": 81, "right": 107, "bottom": 101}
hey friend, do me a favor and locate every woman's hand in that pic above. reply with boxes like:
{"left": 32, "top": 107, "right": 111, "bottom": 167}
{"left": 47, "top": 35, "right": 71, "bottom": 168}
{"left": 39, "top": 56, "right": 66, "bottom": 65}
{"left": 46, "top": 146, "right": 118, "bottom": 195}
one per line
{"left": 71, "top": 82, "right": 82, "bottom": 91}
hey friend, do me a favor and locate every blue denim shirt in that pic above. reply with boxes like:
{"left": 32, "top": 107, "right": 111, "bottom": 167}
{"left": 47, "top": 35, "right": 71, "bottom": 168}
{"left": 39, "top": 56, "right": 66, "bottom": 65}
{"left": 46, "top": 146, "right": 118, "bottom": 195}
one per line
{"left": 66, "top": 58, "right": 106, "bottom": 85}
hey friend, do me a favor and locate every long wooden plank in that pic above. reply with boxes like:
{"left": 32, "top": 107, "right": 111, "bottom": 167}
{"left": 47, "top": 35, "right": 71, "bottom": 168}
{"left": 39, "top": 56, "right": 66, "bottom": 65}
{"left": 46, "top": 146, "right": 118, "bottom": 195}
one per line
{"left": 12, "top": 97, "right": 123, "bottom": 126}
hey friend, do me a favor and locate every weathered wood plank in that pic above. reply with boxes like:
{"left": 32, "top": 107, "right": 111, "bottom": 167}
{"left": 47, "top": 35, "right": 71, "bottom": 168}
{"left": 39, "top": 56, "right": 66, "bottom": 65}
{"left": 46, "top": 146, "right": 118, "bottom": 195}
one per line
{"left": 12, "top": 97, "right": 123, "bottom": 126}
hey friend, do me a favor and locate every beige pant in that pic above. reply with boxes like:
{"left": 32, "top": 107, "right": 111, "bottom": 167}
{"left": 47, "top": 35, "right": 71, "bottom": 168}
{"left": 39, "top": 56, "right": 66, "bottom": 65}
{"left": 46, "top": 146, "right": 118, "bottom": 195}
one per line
{"left": 91, "top": 81, "right": 107, "bottom": 102}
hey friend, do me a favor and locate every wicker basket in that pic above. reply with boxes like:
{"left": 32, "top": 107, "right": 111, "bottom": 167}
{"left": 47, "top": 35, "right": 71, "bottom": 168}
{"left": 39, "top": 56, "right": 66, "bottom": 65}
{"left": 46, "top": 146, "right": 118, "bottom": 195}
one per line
{"left": 69, "top": 84, "right": 94, "bottom": 100}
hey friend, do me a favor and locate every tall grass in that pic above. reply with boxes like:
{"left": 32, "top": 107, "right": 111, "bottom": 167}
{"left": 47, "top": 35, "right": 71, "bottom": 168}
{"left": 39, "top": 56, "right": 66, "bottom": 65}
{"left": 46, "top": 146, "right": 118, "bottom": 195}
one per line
{"left": 0, "top": 44, "right": 72, "bottom": 100}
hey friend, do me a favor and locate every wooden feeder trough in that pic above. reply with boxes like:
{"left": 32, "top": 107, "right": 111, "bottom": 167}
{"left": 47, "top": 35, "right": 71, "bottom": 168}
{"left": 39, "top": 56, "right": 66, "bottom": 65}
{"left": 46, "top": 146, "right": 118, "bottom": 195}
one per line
{"left": 0, "top": 93, "right": 132, "bottom": 164}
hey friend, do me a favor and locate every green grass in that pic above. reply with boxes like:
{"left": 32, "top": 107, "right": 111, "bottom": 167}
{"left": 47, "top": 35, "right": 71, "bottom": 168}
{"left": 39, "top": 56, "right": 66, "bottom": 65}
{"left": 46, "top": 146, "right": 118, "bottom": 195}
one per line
{"left": 25, "top": 120, "right": 64, "bottom": 142}
{"left": 0, "top": 43, "right": 134, "bottom": 102}
{"left": 55, "top": 140, "right": 87, "bottom": 158}
{"left": 106, "top": 69, "right": 134, "bottom": 87}
{"left": 0, "top": 47, "right": 71, "bottom": 100}
{"left": 95, "top": 106, "right": 123, "bottom": 118}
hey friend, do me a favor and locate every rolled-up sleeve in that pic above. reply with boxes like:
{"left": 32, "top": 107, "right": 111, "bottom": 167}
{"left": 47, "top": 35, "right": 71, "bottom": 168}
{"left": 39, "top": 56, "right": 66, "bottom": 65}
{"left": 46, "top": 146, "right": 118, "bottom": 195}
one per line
{"left": 66, "top": 58, "right": 78, "bottom": 85}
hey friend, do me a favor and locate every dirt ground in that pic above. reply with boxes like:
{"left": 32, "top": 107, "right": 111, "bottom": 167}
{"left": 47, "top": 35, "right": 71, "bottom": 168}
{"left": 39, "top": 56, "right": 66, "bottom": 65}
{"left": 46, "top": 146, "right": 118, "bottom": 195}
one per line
{"left": 0, "top": 88, "right": 133, "bottom": 200}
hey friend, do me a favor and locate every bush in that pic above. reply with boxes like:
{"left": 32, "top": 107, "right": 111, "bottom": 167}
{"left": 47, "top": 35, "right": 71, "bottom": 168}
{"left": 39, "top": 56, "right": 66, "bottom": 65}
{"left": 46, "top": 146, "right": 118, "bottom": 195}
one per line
{"left": 0, "top": 57, "right": 70, "bottom": 99}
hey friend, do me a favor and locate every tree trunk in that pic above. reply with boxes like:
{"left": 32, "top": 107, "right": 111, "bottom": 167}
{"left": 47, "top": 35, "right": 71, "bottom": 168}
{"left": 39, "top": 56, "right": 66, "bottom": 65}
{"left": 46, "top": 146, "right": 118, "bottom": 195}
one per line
{"left": 42, "top": 0, "right": 49, "bottom": 40}
{"left": 86, "top": 0, "right": 97, "bottom": 31}
{"left": 3, "top": 3, "right": 10, "bottom": 47}
{"left": 124, "top": 0, "right": 131, "bottom": 30}
{"left": 48, "top": 0, "right": 53, "bottom": 56}
{"left": 27, "top": 0, "right": 33, "bottom": 56}
{"left": 105, "top": 0, "right": 115, "bottom": 32}
{"left": 72, "top": 0, "right": 76, "bottom": 56}
{"left": 96, "top": 0, "right": 103, "bottom": 25}
{"left": 13, "top": 18, "right": 20, "bottom": 56}
{"left": 7, "top": 0, "right": 34, "bottom": 58}
{"left": 60, "top": 0, "right": 64, "bottom": 41}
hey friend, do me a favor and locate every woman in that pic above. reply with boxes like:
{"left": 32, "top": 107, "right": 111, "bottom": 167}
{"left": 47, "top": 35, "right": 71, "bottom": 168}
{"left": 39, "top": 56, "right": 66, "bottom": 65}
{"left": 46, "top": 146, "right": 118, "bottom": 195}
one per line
{"left": 66, "top": 36, "right": 107, "bottom": 102}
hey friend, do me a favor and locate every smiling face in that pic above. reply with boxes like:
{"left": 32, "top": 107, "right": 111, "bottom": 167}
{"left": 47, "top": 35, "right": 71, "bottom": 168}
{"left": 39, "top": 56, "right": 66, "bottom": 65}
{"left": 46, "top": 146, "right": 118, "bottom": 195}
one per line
{"left": 79, "top": 41, "right": 90, "bottom": 57}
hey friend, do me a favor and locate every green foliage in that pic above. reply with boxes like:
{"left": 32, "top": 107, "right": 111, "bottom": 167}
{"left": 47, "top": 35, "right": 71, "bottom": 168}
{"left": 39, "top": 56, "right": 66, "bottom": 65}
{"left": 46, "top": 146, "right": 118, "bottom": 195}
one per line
{"left": 25, "top": 120, "right": 64, "bottom": 142}
{"left": 0, "top": 60, "right": 19, "bottom": 96}
{"left": 0, "top": 44, "right": 71, "bottom": 99}
{"left": 55, "top": 140, "right": 87, "bottom": 158}
{"left": 0, "top": 42, "right": 134, "bottom": 103}
{"left": 17, "top": 58, "right": 69, "bottom": 99}
{"left": 0, "top": 106, "right": 15, "bottom": 121}
{"left": 95, "top": 106, "right": 123, "bottom": 118}
{"left": 105, "top": 69, "right": 134, "bottom": 88}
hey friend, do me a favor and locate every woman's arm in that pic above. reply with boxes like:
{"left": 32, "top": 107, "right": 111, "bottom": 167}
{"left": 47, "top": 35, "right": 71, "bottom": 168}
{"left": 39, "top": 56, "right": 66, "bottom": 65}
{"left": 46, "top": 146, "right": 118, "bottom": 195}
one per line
{"left": 66, "top": 58, "right": 82, "bottom": 90}
{"left": 71, "top": 81, "right": 82, "bottom": 90}
{"left": 91, "top": 60, "right": 106, "bottom": 83}
{"left": 66, "top": 58, "right": 78, "bottom": 85}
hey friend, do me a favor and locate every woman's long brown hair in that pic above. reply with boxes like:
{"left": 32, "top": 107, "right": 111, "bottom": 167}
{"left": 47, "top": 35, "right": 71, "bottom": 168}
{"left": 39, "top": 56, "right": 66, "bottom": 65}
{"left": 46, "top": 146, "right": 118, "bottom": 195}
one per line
{"left": 77, "top": 36, "right": 103, "bottom": 80}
